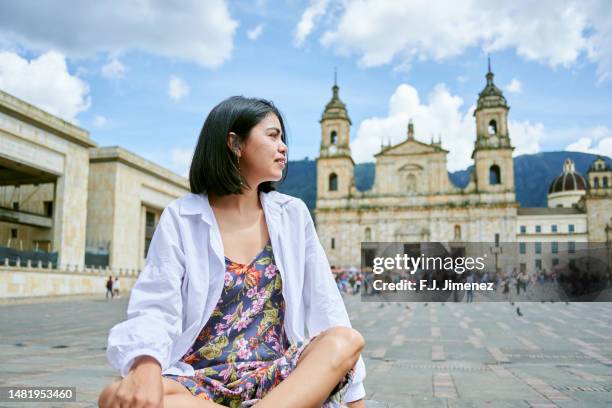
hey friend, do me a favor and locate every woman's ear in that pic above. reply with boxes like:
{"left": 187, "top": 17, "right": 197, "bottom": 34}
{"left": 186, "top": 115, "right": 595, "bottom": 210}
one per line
{"left": 227, "top": 132, "right": 241, "bottom": 158}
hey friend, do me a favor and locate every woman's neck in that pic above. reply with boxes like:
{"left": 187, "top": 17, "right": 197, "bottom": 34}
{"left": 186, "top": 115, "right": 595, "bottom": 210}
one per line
{"left": 208, "top": 188, "right": 261, "bottom": 216}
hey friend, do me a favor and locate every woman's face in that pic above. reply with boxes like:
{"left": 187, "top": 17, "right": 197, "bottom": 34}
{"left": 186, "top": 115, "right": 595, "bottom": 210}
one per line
{"left": 237, "top": 112, "right": 287, "bottom": 187}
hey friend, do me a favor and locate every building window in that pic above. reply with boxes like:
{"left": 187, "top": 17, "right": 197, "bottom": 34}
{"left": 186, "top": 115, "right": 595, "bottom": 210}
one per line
{"left": 520, "top": 225, "right": 526, "bottom": 233}
{"left": 12, "top": 202, "right": 19, "bottom": 211}
{"left": 551, "top": 242, "right": 558, "bottom": 254}
{"left": 551, "top": 224, "right": 557, "bottom": 233}
{"left": 144, "top": 210, "right": 157, "bottom": 258}
{"left": 146, "top": 211, "right": 155, "bottom": 227}
{"left": 328, "top": 173, "right": 338, "bottom": 191}
{"left": 519, "top": 242, "right": 526, "bottom": 254}
{"left": 330, "top": 131, "right": 337, "bottom": 145}
{"left": 568, "top": 224, "right": 575, "bottom": 233}
{"left": 594, "top": 177, "right": 599, "bottom": 188}
{"left": 494, "top": 233, "right": 500, "bottom": 247}
{"left": 569, "top": 259, "right": 576, "bottom": 269}
{"left": 406, "top": 174, "right": 417, "bottom": 191}
{"left": 604, "top": 177, "right": 609, "bottom": 188}
{"left": 454, "top": 225, "right": 461, "bottom": 240}
{"left": 364, "top": 227, "right": 372, "bottom": 241}
{"left": 11, "top": 228, "right": 18, "bottom": 239}
{"left": 44, "top": 201, "right": 53, "bottom": 217}
{"left": 535, "top": 259, "right": 542, "bottom": 270}
{"left": 144, "top": 238, "right": 152, "bottom": 258}
{"left": 568, "top": 241, "right": 575, "bottom": 253}
{"left": 535, "top": 225, "right": 541, "bottom": 233}
{"left": 488, "top": 119, "right": 497, "bottom": 135}
{"left": 535, "top": 242, "right": 542, "bottom": 254}
{"left": 552, "top": 258, "right": 559, "bottom": 266}
{"left": 331, "top": 237, "right": 335, "bottom": 250}
{"left": 489, "top": 165, "right": 501, "bottom": 185}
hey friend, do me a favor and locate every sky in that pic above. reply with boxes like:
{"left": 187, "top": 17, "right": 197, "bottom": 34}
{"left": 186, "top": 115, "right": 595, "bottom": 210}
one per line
{"left": 0, "top": 0, "right": 611, "bottom": 175}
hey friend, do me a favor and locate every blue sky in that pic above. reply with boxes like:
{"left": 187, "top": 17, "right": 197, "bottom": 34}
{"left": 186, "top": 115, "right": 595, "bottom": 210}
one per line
{"left": 0, "top": 0, "right": 611, "bottom": 174}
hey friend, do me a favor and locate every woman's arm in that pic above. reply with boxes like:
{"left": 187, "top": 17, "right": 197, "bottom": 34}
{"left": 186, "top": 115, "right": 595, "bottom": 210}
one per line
{"left": 299, "top": 201, "right": 367, "bottom": 402}
{"left": 106, "top": 207, "right": 186, "bottom": 376}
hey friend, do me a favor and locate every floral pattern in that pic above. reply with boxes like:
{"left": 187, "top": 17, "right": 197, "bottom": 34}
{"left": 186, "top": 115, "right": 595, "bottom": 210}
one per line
{"left": 163, "top": 239, "right": 352, "bottom": 407}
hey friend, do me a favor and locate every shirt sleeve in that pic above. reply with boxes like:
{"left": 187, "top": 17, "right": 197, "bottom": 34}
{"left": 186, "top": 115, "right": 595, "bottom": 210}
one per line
{"left": 105, "top": 207, "right": 185, "bottom": 377}
{"left": 300, "top": 201, "right": 367, "bottom": 402}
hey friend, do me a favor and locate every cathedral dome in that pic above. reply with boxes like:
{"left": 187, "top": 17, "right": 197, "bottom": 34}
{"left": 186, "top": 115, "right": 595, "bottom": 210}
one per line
{"left": 548, "top": 158, "right": 587, "bottom": 194}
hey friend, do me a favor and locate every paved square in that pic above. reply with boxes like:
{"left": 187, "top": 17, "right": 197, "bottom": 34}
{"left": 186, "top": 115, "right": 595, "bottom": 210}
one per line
{"left": 0, "top": 295, "right": 611, "bottom": 407}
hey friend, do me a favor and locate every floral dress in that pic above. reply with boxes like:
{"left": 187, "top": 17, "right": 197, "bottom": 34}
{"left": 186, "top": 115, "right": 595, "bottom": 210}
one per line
{"left": 163, "top": 239, "right": 353, "bottom": 408}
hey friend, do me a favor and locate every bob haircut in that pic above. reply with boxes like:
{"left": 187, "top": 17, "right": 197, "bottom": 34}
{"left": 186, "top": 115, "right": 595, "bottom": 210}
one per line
{"left": 189, "top": 96, "right": 289, "bottom": 196}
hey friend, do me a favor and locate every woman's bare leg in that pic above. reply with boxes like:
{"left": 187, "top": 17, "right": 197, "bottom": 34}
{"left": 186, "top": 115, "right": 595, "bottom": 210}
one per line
{"left": 98, "top": 377, "right": 225, "bottom": 408}
{"left": 254, "top": 326, "right": 365, "bottom": 408}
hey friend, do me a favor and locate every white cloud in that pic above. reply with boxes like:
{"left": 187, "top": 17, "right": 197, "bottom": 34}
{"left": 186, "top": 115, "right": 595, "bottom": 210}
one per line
{"left": 505, "top": 78, "right": 522, "bottom": 94}
{"left": 171, "top": 148, "right": 194, "bottom": 178}
{"left": 101, "top": 57, "right": 126, "bottom": 79}
{"left": 508, "top": 121, "right": 544, "bottom": 156}
{"left": 247, "top": 24, "right": 264, "bottom": 40}
{"left": 565, "top": 125, "right": 612, "bottom": 157}
{"left": 93, "top": 114, "right": 107, "bottom": 127}
{"left": 0, "top": 1, "right": 238, "bottom": 69}
{"left": 168, "top": 76, "right": 189, "bottom": 102}
{"left": 305, "top": 0, "right": 612, "bottom": 81}
{"left": 294, "top": 0, "right": 329, "bottom": 47}
{"left": 0, "top": 50, "right": 90, "bottom": 123}
{"left": 351, "top": 83, "right": 546, "bottom": 171}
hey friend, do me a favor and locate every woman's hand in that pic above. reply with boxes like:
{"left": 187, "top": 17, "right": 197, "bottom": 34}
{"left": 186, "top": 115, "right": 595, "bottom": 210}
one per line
{"left": 105, "top": 356, "right": 163, "bottom": 408}
{"left": 346, "top": 399, "right": 365, "bottom": 408}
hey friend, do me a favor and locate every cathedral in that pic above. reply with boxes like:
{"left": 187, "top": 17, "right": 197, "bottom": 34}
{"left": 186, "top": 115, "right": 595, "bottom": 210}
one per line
{"left": 315, "top": 66, "right": 612, "bottom": 270}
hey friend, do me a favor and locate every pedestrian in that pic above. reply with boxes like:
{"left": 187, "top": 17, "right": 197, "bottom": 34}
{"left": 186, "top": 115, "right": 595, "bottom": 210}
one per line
{"left": 112, "top": 277, "right": 120, "bottom": 299}
{"left": 466, "top": 273, "right": 474, "bottom": 303}
{"left": 99, "top": 96, "right": 366, "bottom": 408}
{"left": 105, "top": 275, "right": 114, "bottom": 299}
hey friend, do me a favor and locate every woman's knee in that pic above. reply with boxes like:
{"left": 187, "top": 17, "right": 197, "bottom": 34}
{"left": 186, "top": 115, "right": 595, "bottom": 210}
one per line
{"left": 319, "top": 326, "right": 365, "bottom": 369}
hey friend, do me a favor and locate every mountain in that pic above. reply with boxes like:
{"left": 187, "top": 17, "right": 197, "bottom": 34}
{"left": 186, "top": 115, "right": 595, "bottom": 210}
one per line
{"left": 277, "top": 151, "right": 610, "bottom": 210}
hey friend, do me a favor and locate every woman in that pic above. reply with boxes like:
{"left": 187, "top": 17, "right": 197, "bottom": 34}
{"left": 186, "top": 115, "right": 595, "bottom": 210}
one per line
{"left": 98, "top": 96, "right": 366, "bottom": 408}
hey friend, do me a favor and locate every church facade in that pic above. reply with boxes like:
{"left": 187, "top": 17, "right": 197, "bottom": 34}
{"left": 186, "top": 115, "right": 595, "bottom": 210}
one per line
{"left": 315, "top": 67, "right": 612, "bottom": 270}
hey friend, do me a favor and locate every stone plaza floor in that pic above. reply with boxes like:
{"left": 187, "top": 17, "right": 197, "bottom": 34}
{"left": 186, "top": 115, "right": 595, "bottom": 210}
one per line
{"left": 0, "top": 294, "right": 611, "bottom": 407}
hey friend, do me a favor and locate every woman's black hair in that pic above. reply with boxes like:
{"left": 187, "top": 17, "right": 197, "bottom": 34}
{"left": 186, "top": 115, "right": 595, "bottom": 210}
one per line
{"left": 189, "top": 96, "right": 289, "bottom": 196}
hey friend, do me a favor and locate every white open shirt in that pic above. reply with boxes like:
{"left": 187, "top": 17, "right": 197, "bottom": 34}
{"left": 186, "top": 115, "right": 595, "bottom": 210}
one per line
{"left": 106, "top": 190, "right": 366, "bottom": 402}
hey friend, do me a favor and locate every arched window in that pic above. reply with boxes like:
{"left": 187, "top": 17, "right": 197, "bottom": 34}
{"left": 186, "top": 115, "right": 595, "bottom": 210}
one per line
{"left": 454, "top": 225, "right": 461, "bottom": 241}
{"left": 489, "top": 165, "right": 501, "bottom": 185}
{"left": 604, "top": 177, "right": 609, "bottom": 188}
{"left": 364, "top": 227, "right": 372, "bottom": 241}
{"left": 328, "top": 173, "right": 338, "bottom": 191}
{"left": 330, "top": 131, "right": 337, "bottom": 145}
{"left": 594, "top": 177, "right": 599, "bottom": 188}
{"left": 488, "top": 119, "right": 497, "bottom": 135}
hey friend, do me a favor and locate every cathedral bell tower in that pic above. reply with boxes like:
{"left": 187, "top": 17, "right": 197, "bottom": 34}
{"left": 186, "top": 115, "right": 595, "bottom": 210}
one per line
{"left": 316, "top": 73, "right": 355, "bottom": 201}
{"left": 472, "top": 58, "right": 515, "bottom": 193}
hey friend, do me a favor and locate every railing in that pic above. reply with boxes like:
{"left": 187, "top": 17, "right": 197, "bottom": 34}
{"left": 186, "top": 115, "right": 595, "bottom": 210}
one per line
{"left": 0, "top": 246, "right": 57, "bottom": 268}
{"left": 0, "top": 257, "right": 140, "bottom": 277}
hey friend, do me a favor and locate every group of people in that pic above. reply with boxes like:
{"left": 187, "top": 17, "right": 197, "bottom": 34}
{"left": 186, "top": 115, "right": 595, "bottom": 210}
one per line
{"left": 332, "top": 266, "right": 363, "bottom": 294}
{"left": 105, "top": 276, "right": 121, "bottom": 299}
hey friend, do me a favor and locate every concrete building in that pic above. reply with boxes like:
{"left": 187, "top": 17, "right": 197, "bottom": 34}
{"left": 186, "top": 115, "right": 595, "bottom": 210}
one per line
{"left": 0, "top": 89, "right": 189, "bottom": 275}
